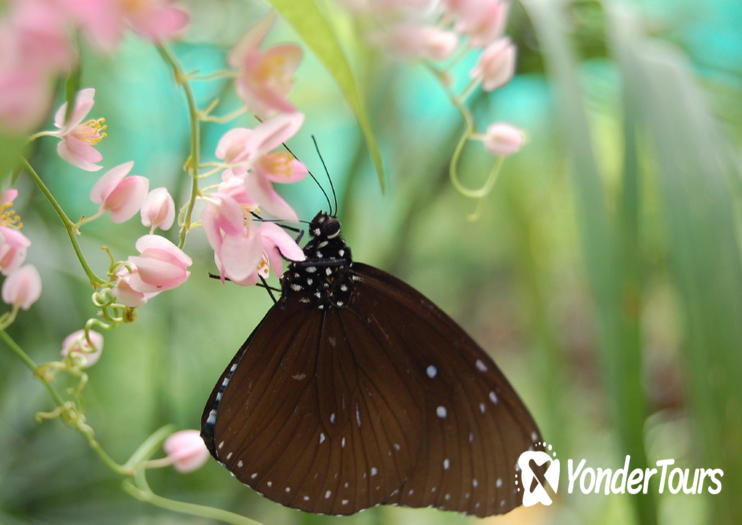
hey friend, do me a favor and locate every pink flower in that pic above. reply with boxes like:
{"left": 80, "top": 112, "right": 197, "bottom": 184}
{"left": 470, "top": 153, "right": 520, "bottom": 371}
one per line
{"left": 228, "top": 15, "right": 302, "bottom": 117}
{"left": 481, "top": 122, "right": 525, "bottom": 156}
{"left": 90, "top": 161, "right": 150, "bottom": 223}
{"left": 385, "top": 24, "right": 458, "bottom": 61}
{"left": 229, "top": 222, "right": 306, "bottom": 286}
{"left": 112, "top": 265, "right": 154, "bottom": 307}
{"left": 51, "top": 88, "right": 106, "bottom": 171}
{"left": 0, "top": 189, "right": 29, "bottom": 275}
{"left": 215, "top": 113, "right": 307, "bottom": 221}
{"left": 455, "top": 0, "right": 510, "bottom": 48}
{"left": 128, "top": 235, "right": 191, "bottom": 292}
{"left": 163, "top": 430, "right": 209, "bottom": 473}
{"left": 61, "top": 329, "right": 104, "bottom": 367}
{"left": 0, "top": 0, "right": 74, "bottom": 132}
{"left": 0, "top": 227, "right": 30, "bottom": 276}
{"left": 59, "top": 0, "right": 189, "bottom": 53}
{"left": 4, "top": 0, "right": 76, "bottom": 73}
{"left": 2, "top": 264, "right": 41, "bottom": 310}
{"left": 470, "top": 37, "right": 516, "bottom": 91}
{"left": 141, "top": 187, "right": 175, "bottom": 231}
{"left": 201, "top": 190, "right": 305, "bottom": 284}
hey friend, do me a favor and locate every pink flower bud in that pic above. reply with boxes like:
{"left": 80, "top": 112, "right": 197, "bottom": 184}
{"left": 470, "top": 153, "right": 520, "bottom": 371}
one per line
{"left": 470, "top": 37, "right": 516, "bottom": 91}
{"left": 128, "top": 235, "right": 192, "bottom": 292}
{"left": 163, "top": 430, "right": 209, "bottom": 473}
{"left": 90, "top": 162, "right": 150, "bottom": 223}
{"left": 482, "top": 122, "right": 525, "bottom": 156}
{"left": 2, "top": 264, "right": 41, "bottom": 310}
{"left": 454, "top": 0, "right": 509, "bottom": 48}
{"left": 141, "top": 187, "right": 175, "bottom": 231}
{"left": 61, "top": 329, "right": 104, "bottom": 367}
{"left": 0, "top": 227, "right": 30, "bottom": 276}
{"left": 386, "top": 24, "right": 458, "bottom": 61}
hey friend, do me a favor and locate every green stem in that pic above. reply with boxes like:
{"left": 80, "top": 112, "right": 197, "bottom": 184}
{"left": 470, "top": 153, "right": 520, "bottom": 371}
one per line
{"left": 21, "top": 158, "right": 104, "bottom": 287}
{"left": 156, "top": 44, "right": 201, "bottom": 249}
{"left": 123, "top": 481, "right": 262, "bottom": 525}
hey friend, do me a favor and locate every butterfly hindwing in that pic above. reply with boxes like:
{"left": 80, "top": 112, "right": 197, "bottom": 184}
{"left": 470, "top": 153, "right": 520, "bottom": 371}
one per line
{"left": 349, "top": 263, "right": 541, "bottom": 517}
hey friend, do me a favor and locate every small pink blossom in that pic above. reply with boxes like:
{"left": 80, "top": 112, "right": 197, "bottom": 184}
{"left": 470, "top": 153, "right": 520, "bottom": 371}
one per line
{"left": 163, "top": 430, "right": 209, "bottom": 473}
{"left": 141, "top": 187, "right": 175, "bottom": 231}
{"left": 51, "top": 88, "right": 106, "bottom": 171}
{"left": 0, "top": 0, "right": 74, "bottom": 132}
{"left": 228, "top": 15, "right": 303, "bottom": 118}
{"left": 229, "top": 222, "right": 306, "bottom": 286}
{"left": 0, "top": 189, "right": 29, "bottom": 275}
{"left": 2, "top": 264, "right": 41, "bottom": 310}
{"left": 112, "top": 265, "right": 154, "bottom": 307}
{"left": 482, "top": 122, "right": 525, "bottom": 156}
{"left": 470, "top": 37, "right": 516, "bottom": 91}
{"left": 385, "top": 24, "right": 458, "bottom": 61}
{"left": 201, "top": 188, "right": 305, "bottom": 284}
{"left": 0, "top": 227, "right": 30, "bottom": 276}
{"left": 90, "top": 161, "right": 150, "bottom": 223}
{"left": 455, "top": 0, "right": 510, "bottom": 48}
{"left": 128, "top": 235, "right": 191, "bottom": 292}
{"left": 61, "top": 329, "right": 103, "bottom": 367}
{"left": 215, "top": 113, "right": 307, "bottom": 221}
{"left": 59, "top": 0, "right": 189, "bottom": 52}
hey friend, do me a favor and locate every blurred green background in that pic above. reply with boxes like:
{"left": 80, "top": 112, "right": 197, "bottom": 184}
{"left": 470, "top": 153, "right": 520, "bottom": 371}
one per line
{"left": 1, "top": 0, "right": 740, "bottom": 524}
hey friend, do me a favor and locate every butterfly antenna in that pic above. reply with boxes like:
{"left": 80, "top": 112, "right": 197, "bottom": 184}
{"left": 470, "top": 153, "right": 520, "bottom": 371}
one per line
{"left": 280, "top": 142, "right": 333, "bottom": 214}
{"left": 312, "top": 135, "right": 338, "bottom": 216}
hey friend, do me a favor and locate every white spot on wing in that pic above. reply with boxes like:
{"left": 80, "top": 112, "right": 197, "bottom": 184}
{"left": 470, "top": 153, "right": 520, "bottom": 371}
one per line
{"left": 443, "top": 458, "right": 450, "bottom": 470}
{"left": 370, "top": 467, "right": 378, "bottom": 477}
{"left": 472, "top": 479, "right": 479, "bottom": 488}
{"left": 324, "top": 490, "right": 332, "bottom": 499}
{"left": 436, "top": 406, "right": 447, "bottom": 418}
{"left": 489, "top": 391, "right": 499, "bottom": 404}
{"left": 237, "top": 460, "right": 243, "bottom": 468}
{"left": 355, "top": 405, "right": 362, "bottom": 427}
{"left": 426, "top": 365, "right": 437, "bottom": 378}
{"left": 496, "top": 478, "right": 503, "bottom": 488}
{"left": 319, "top": 433, "right": 326, "bottom": 444}
{"left": 330, "top": 412, "right": 336, "bottom": 424}
{"left": 475, "top": 359, "right": 488, "bottom": 372}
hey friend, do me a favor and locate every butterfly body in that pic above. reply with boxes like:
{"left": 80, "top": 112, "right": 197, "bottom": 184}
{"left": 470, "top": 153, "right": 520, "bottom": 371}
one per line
{"left": 202, "top": 212, "right": 542, "bottom": 517}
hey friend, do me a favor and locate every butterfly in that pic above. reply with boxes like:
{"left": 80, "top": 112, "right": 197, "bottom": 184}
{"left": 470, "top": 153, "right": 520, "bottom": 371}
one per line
{"left": 200, "top": 210, "right": 543, "bottom": 517}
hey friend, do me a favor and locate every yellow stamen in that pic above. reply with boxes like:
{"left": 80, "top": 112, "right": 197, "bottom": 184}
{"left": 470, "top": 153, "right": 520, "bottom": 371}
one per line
{"left": 74, "top": 118, "right": 108, "bottom": 146}
{"left": 259, "top": 152, "right": 294, "bottom": 178}
{"left": 0, "top": 202, "right": 23, "bottom": 229}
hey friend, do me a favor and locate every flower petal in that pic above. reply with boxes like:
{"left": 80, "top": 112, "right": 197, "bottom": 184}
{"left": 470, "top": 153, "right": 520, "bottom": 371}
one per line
{"left": 220, "top": 231, "right": 263, "bottom": 282}
{"left": 58, "top": 135, "right": 103, "bottom": 172}
{"left": 90, "top": 161, "right": 134, "bottom": 204}
{"left": 105, "top": 176, "right": 149, "bottom": 223}
{"left": 54, "top": 87, "right": 95, "bottom": 131}
{"left": 244, "top": 173, "right": 298, "bottom": 221}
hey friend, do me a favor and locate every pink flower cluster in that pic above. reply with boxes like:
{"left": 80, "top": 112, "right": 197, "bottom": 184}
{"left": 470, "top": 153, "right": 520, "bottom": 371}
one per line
{"left": 342, "top": 0, "right": 525, "bottom": 156}
{"left": 0, "top": 190, "right": 41, "bottom": 312}
{"left": 202, "top": 112, "right": 307, "bottom": 284}
{"left": 0, "top": 0, "right": 189, "bottom": 133}
{"left": 196, "top": 17, "right": 308, "bottom": 284}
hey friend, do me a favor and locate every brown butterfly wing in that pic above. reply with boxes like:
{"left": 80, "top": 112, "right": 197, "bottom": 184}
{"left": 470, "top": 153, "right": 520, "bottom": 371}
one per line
{"left": 349, "top": 263, "right": 542, "bottom": 517}
{"left": 201, "top": 298, "right": 425, "bottom": 515}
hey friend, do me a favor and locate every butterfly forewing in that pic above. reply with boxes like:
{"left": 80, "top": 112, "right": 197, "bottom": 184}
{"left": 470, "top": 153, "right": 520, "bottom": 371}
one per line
{"left": 203, "top": 298, "right": 425, "bottom": 514}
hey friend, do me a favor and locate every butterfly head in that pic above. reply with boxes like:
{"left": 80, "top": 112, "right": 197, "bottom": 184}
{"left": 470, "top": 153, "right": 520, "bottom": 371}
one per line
{"left": 309, "top": 212, "right": 341, "bottom": 240}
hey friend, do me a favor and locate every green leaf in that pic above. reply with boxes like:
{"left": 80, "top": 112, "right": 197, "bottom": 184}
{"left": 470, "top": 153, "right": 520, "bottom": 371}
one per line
{"left": 265, "top": 0, "right": 385, "bottom": 192}
{"left": 0, "top": 132, "right": 26, "bottom": 182}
